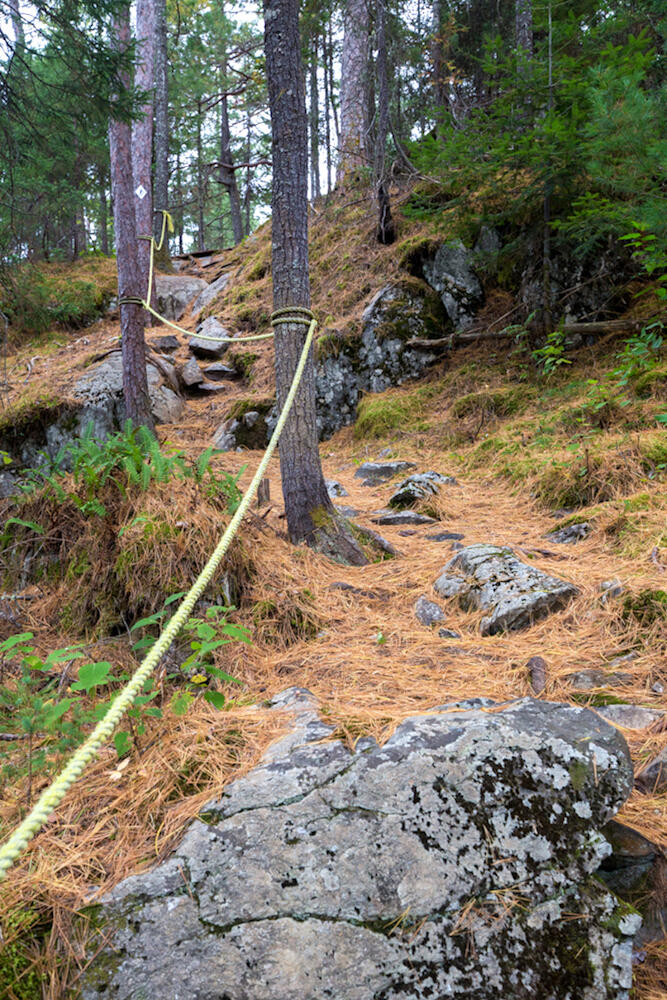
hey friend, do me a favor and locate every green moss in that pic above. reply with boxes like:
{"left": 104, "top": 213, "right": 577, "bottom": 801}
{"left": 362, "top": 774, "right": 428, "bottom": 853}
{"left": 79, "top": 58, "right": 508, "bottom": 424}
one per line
{"left": 0, "top": 910, "right": 47, "bottom": 999}
{"left": 228, "top": 397, "right": 274, "bottom": 422}
{"left": 568, "top": 760, "right": 589, "bottom": 792}
{"left": 451, "top": 386, "right": 534, "bottom": 420}
{"left": 622, "top": 492, "right": 652, "bottom": 512}
{"left": 621, "top": 589, "right": 667, "bottom": 626}
{"left": 633, "top": 365, "right": 667, "bottom": 399}
{"left": 65, "top": 551, "right": 91, "bottom": 580}
{"left": 354, "top": 384, "right": 438, "bottom": 440}
{"left": 641, "top": 436, "right": 667, "bottom": 468}
{"left": 370, "top": 277, "right": 447, "bottom": 344}
{"left": 227, "top": 351, "right": 258, "bottom": 381}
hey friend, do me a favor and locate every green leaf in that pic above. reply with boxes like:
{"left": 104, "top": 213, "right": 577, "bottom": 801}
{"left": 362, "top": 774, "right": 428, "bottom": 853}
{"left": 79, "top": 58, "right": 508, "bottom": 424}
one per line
{"left": 143, "top": 707, "right": 163, "bottom": 718}
{"left": 131, "top": 611, "right": 165, "bottom": 631}
{"left": 43, "top": 699, "right": 73, "bottom": 727}
{"left": 114, "top": 731, "right": 131, "bottom": 757}
{"left": 164, "top": 591, "right": 186, "bottom": 606}
{"left": 70, "top": 661, "right": 113, "bottom": 693}
{"left": 221, "top": 623, "right": 252, "bottom": 644}
{"left": 206, "top": 665, "right": 242, "bottom": 684}
{"left": 170, "top": 691, "right": 194, "bottom": 716}
{"left": 0, "top": 632, "right": 34, "bottom": 653}
{"left": 5, "top": 517, "right": 45, "bottom": 535}
{"left": 203, "top": 690, "right": 226, "bottom": 710}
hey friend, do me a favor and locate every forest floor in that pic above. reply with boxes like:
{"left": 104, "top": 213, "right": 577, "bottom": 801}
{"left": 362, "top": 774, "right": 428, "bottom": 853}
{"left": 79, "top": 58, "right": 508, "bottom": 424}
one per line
{"left": 0, "top": 194, "right": 666, "bottom": 998}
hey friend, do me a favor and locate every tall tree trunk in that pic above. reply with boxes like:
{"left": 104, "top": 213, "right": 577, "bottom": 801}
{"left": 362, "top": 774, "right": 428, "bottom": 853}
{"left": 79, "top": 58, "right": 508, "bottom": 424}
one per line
{"left": 516, "top": 0, "right": 533, "bottom": 57}
{"left": 153, "top": 0, "right": 172, "bottom": 268}
{"left": 326, "top": 20, "right": 339, "bottom": 147}
{"left": 98, "top": 165, "right": 109, "bottom": 254}
{"left": 218, "top": 2, "right": 244, "bottom": 246}
{"left": 196, "top": 99, "right": 205, "bottom": 250}
{"left": 309, "top": 37, "right": 321, "bottom": 201}
{"left": 542, "top": 0, "right": 553, "bottom": 334}
{"left": 263, "top": 0, "right": 366, "bottom": 564}
{"left": 338, "top": 0, "right": 369, "bottom": 178}
{"left": 431, "top": 0, "right": 448, "bottom": 133}
{"left": 375, "top": 0, "right": 395, "bottom": 245}
{"left": 133, "top": 0, "right": 157, "bottom": 315}
{"left": 321, "top": 28, "right": 332, "bottom": 194}
{"left": 9, "top": 0, "right": 24, "bottom": 47}
{"left": 109, "top": 4, "right": 155, "bottom": 433}
{"left": 244, "top": 108, "right": 252, "bottom": 235}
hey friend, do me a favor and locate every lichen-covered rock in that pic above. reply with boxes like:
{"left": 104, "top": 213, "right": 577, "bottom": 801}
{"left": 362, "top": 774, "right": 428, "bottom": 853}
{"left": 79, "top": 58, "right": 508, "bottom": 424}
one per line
{"left": 155, "top": 274, "right": 207, "bottom": 321}
{"left": 595, "top": 704, "right": 665, "bottom": 730}
{"left": 421, "top": 240, "right": 484, "bottom": 329}
{"left": 72, "top": 351, "right": 184, "bottom": 437}
{"left": 433, "top": 543, "right": 578, "bottom": 635}
{"left": 325, "top": 479, "right": 348, "bottom": 498}
{"left": 547, "top": 522, "right": 592, "bottom": 544}
{"left": 81, "top": 689, "right": 638, "bottom": 1000}
{"left": 372, "top": 510, "right": 437, "bottom": 526}
{"left": 354, "top": 460, "right": 416, "bottom": 485}
{"left": 189, "top": 317, "right": 231, "bottom": 359}
{"left": 389, "top": 471, "right": 457, "bottom": 509}
{"left": 414, "top": 595, "right": 445, "bottom": 626}
{"left": 191, "top": 272, "right": 231, "bottom": 317}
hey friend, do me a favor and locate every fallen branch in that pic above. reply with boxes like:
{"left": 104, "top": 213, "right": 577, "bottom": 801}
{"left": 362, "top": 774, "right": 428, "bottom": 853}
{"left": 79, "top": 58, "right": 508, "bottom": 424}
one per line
{"left": 407, "top": 317, "right": 654, "bottom": 351}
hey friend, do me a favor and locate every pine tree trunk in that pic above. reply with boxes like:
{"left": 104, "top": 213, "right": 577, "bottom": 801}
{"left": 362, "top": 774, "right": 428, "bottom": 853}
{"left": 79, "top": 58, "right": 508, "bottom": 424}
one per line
{"left": 431, "top": 0, "right": 448, "bottom": 133}
{"left": 322, "top": 28, "right": 332, "bottom": 194}
{"left": 98, "top": 166, "right": 109, "bottom": 255}
{"left": 375, "top": 0, "right": 395, "bottom": 245}
{"left": 196, "top": 100, "right": 206, "bottom": 250}
{"left": 9, "top": 0, "right": 24, "bottom": 47}
{"left": 516, "top": 0, "right": 533, "bottom": 57}
{"left": 244, "top": 109, "right": 251, "bottom": 235}
{"left": 309, "top": 38, "right": 320, "bottom": 201}
{"left": 133, "top": 0, "right": 157, "bottom": 317}
{"left": 109, "top": 5, "right": 155, "bottom": 433}
{"left": 338, "top": 0, "right": 369, "bottom": 178}
{"left": 218, "top": 5, "right": 243, "bottom": 247}
{"left": 153, "top": 0, "right": 172, "bottom": 268}
{"left": 263, "top": 0, "right": 366, "bottom": 564}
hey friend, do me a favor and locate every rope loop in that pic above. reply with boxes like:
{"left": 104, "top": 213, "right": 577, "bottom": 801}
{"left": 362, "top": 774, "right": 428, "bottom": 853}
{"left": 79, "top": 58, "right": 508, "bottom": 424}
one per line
{"left": 118, "top": 296, "right": 145, "bottom": 306}
{"left": 271, "top": 306, "right": 315, "bottom": 327}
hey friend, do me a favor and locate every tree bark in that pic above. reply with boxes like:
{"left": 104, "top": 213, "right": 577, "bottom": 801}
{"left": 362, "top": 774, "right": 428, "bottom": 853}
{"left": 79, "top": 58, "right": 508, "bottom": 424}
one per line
{"left": 338, "top": 0, "right": 369, "bottom": 178}
{"left": 98, "top": 165, "right": 109, "bottom": 255}
{"left": 321, "top": 28, "right": 332, "bottom": 194}
{"left": 516, "top": 0, "right": 533, "bottom": 57}
{"left": 9, "top": 0, "right": 24, "bottom": 47}
{"left": 375, "top": 0, "right": 395, "bottom": 245}
{"left": 309, "top": 36, "right": 321, "bottom": 201}
{"left": 109, "top": 5, "right": 155, "bottom": 433}
{"left": 196, "top": 98, "right": 206, "bottom": 250}
{"left": 133, "top": 0, "right": 158, "bottom": 314}
{"left": 153, "top": 0, "right": 172, "bottom": 268}
{"left": 264, "top": 0, "right": 366, "bottom": 564}
{"left": 218, "top": 2, "right": 244, "bottom": 246}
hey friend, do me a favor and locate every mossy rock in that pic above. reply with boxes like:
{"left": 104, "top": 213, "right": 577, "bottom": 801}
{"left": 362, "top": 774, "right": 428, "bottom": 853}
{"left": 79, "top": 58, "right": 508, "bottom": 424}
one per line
{"left": 364, "top": 277, "right": 448, "bottom": 344}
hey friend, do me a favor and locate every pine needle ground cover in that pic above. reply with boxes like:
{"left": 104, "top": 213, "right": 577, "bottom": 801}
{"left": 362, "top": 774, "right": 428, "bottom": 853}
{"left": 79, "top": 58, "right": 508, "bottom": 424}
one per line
{"left": 0, "top": 191, "right": 665, "bottom": 998}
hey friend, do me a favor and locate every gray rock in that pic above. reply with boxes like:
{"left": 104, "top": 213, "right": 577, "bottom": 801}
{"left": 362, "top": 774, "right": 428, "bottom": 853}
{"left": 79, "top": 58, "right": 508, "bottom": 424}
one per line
{"left": 566, "top": 670, "right": 633, "bottom": 691}
{"left": 600, "top": 579, "right": 624, "bottom": 603}
{"left": 372, "top": 510, "right": 438, "bottom": 526}
{"left": 203, "top": 363, "right": 241, "bottom": 381}
{"left": 598, "top": 820, "right": 666, "bottom": 946}
{"left": 150, "top": 334, "right": 180, "bottom": 352}
{"left": 422, "top": 240, "right": 484, "bottom": 329}
{"left": 81, "top": 691, "right": 638, "bottom": 1000}
{"left": 180, "top": 357, "right": 204, "bottom": 388}
{"left": 354, "top": 460, "right": 416, "bottom": 486}
{"left": 325, "top": 479, "right": 348, "bottom": 498}
{"left": 197, "top": 381, "right": 228, "bottom": 394}
{"left": 433, "top": 544, "right": 578, "bottom": 636}
{"left": 636, "top": 746, "right": 667, "bottom": 793}
{"left": 546, "top": 522, "right": 592, "bottom": 544}
{"left": 473, "top": 226, "right": 502, "bottom": 272}
{"left": 414, "top": 595, "right": 445, "bottom": 626}
{"left": 191, "top": 272, "right": 231, "bottom": 317}
{"left": 189, "top": 317, "right": 231, "bottom": 359}
{"left": 72, "top": 351, "right": 184, "bottom": 437}
{"left": 426, "top": 531, "right": 465, "bottom": 542}
{"left": 335, "top": 505, "right": 360, "bottom": 517}
{"left": 451, "top": 540, "right": 465, "bottom": 551}
{"left": 398, "top": 529, "right": 416, "bottom": 536}
{"left": 438, "top": 627, "right": 461, "bottom": 639}
{"left": 388, "top": 471, "right": 456, "bottom": 509}
{"left": 155, "top": 274, "right": 207, "bottom": 322}
{"left": 596, "top": 704, "right": 665, "bottom": 730}
{"left": 528, "top": 656, "right": 548, "bottom": 695}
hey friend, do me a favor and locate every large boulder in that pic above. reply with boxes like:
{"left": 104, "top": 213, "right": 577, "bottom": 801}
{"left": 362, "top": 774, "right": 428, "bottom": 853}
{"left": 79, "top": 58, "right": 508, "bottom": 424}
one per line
{"left": 191, "top": 272, "right": 231, "bottom": 318}
{"left": 72, "top": 351, "right": 184, "bottom": 437}
{"left": 81, "top": 688, "right": 639, "bottom": 1000}
{"left": 155, "top": 274, "right": 208, "bottom": 322}
{"left": 433, "top": 543, "right": 578, "bottom": 635}
{"left": 421, "top": 240, "right": 484, "bottom": 329}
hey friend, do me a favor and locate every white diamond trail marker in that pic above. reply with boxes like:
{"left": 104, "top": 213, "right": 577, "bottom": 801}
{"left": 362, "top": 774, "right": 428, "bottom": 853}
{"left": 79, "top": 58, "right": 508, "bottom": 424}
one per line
{"left": 135, "top": 184, "right": 147, "bottom": 200}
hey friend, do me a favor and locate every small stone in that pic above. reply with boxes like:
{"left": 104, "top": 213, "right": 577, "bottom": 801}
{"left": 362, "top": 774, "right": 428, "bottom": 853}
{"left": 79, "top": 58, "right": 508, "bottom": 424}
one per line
{"left": 180, "top": 357, "right": 204, "bottom": 387}
{"left": 197, "top": 381, "right": 228, "bottom": 394}
{"left": 371, "top": 511, "right": 438, "bottom": 526}
{"left": 596, "top": 704, "right": 665, "bottom": 730}
{"left": 608, "top": 652, "right": 638, "bottom": 669}
{"left": 189, "top": 318, "right": 231, "bottom": 359}
{"left": 425, "top": 532, "right": 465, "bottom": 542}
{"left": 600, "top": 578, "right": 624, "bottom": 604}
{"left": 353, "top": 460, "right": 416, "bottom": 486}
{"left": 451, "top": 541, "right": 465, "bottom": 551}
{"left": 415, "top": 596, "right": 445, "bottom": 627}
{"left": 203, "top": 363, "right": 241, "bottom": 382}
{"left": 651, "top": 682, "right": 664, "bottom": 695}
{"left": 636, "top": 746, "right": 667, "bottom": 793}
{"left": 388, "top": 471, "right": 456, "bottom": 509}
{"left": 527, "top": 656, "right": 548, "bottom": 695}
{"left": 335, "top": 505, "right": 360, "bottom": 518}
{"left": 398, "top": 530, "right": 416, "bottom": 536}
{"left": 566, "top": 669, "right": 633, "bottom": 691}
{"left": 150, "top": 334, "right": 180, "bottom": 352}
{"left": 438, "top": 627, "right": 461, "bottom": 639}
{"left": 329, "top": 582, "right": 391, "bottom": 602}
{"left": 325, "top": 479, "right": 348, "bottom": 499}
{"left": 546, "top": 522, "right": 592, "bottom": 544}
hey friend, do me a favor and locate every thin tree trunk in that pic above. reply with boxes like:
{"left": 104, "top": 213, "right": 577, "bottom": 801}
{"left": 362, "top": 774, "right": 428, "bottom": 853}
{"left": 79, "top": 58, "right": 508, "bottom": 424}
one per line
{"left": 327, "top": 21, "right": 339, "bottom": 145}
{"left": 542, "top": 1, "right": 553, "bottom": 333}
{"left": 516, "top": 0, "right": 533, "bottom": 57}
{"left": 375, "top": 0, "right": 395, "bottom": 245}
{"left": 338, "top": 0, "right": 369, "bottom": 177}
{"left": 431, "top": 0, "right": 448, "bottom": 133}
{"left": 218, "top": 3, "right": 244, "bottom": 246}
{"left": 133, "top": 0, "right": 157, "bottom": 315}
{"left": 244, "top": 109, "right": 251, "bottom": 235}
{"left": 9, "top": 0, "right": 24, "bottom": 47}
{"left": 322, "top": 28, "right": 332, "bottom": 194}
{"left": 263, "top": 0, "right": 366, "bottom": 564}
{"left": 176, "top": 146, "right": 184, "bottom": 254}
{"left": 109, "top": 4, "right": 155, "bottom": 433}
{"left": 196, "top": 99, "right": 205, "bottom": 251}
{"left": 153, "top": 0, "right": 172, "bottom": 268}
{"left": 98, "top": 166, "right": 109, "bottom": 254}
{"left": 309, "top": 37, "right": 320, "bottom": 201}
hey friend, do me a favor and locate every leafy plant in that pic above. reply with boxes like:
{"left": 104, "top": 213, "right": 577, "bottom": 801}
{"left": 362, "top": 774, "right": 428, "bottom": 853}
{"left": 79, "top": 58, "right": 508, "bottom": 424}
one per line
{"left": 532, "top": 329, "right": 572, "bottom": 375}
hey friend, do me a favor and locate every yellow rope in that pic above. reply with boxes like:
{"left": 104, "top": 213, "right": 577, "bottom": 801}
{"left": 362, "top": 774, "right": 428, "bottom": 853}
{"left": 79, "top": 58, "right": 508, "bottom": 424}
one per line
{"left": 0, "top": 308, "right": 316, "bottom": 881}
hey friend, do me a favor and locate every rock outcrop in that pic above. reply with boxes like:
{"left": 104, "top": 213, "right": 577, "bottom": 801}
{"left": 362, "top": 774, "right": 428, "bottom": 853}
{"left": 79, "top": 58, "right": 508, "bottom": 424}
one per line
{"left": 81, "top": 688, "right": 639, "bottom": 1000}
{"left": 421, "top": 239, "right": 484, "bottom": 329}
{"left": 155, "top": 274, "right": 208, "bottom": 322}
{"left": 433, "top": 543, "right": 578, "bottom": 635}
